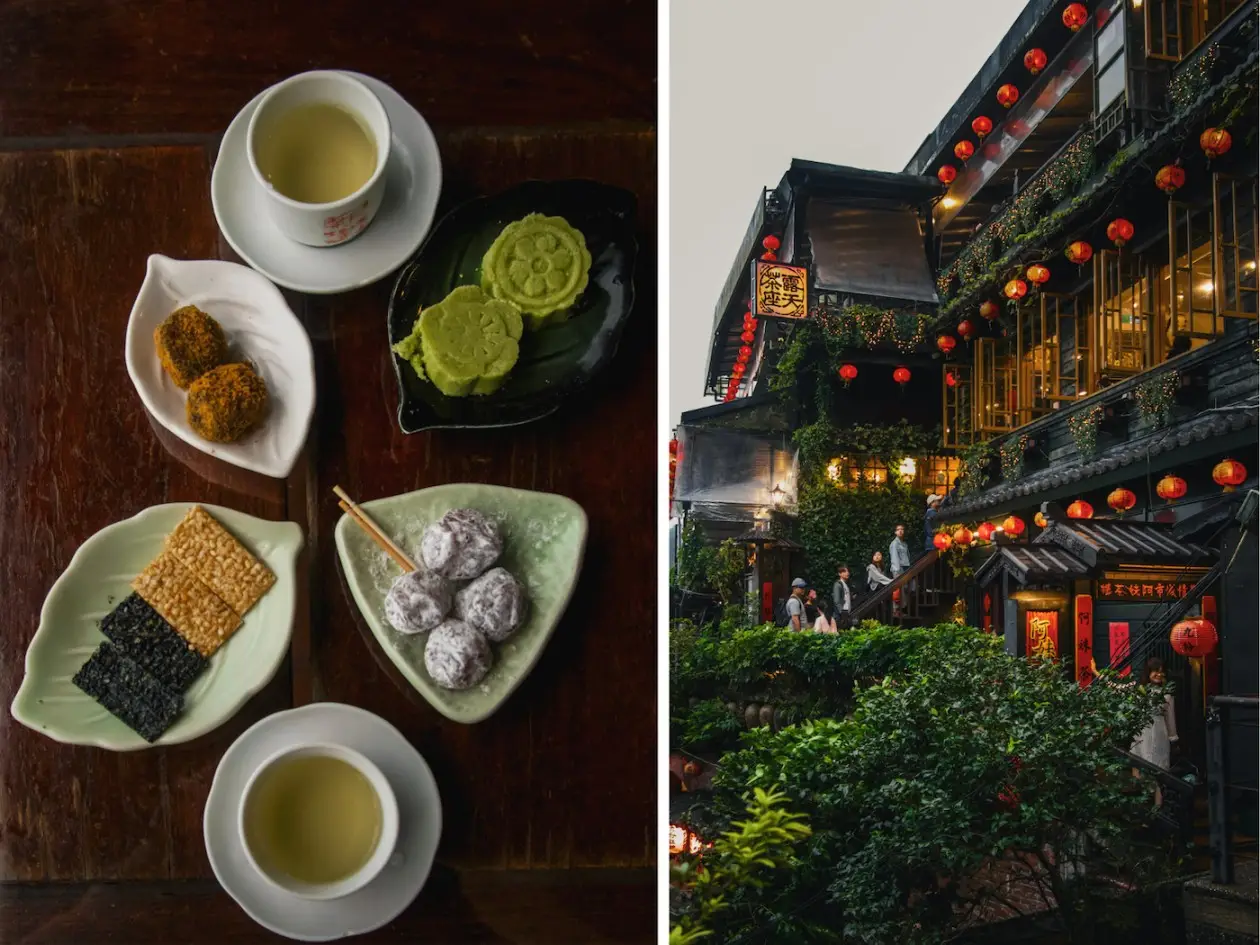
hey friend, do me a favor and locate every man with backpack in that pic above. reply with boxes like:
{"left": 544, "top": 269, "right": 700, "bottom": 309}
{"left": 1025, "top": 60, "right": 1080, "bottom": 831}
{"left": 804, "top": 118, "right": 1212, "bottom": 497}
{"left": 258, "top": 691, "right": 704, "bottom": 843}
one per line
{"left": 775, "top": 578, "right": 809, "bottom": 631}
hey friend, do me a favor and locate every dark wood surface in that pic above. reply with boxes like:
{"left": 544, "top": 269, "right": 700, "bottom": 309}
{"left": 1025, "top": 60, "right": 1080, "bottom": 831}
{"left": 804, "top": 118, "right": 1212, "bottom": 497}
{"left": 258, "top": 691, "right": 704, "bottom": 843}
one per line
{"left": 0, "top": 5, "right": 656, "bottom": 941}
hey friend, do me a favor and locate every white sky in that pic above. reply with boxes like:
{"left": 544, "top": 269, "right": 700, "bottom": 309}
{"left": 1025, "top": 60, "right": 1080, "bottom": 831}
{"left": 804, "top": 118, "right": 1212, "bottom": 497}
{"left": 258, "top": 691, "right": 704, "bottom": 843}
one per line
{"left": 669, "top": 0, "right": 1029, "bottom": 423}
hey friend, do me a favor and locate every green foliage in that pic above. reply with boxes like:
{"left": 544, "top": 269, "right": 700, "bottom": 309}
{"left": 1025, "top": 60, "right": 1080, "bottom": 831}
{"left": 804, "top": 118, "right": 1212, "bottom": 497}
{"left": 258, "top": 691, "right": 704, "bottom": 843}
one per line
{"left": 698, "top": 632, "right": 1176, "bottom": 944}
{"left": 670, "top": 787, "right": 812, "bottom": 945}
{"left": 670, "top": 621, "right": 989, "bottom": 752}
{"left": 707, "top": 539, "right": 747, "bottom": 605}
{"left": 794, "top": 419, "right": 942, "bottom": 471}
{"left": 1000, "top": 434, "right": 1030, "bottom": 483}
{"left": 675, "top": 517, "right": 713, "bottom": 593}
{"left": 956, "top": 439, "right": 993, "bottom": 497}
{"left": 797, "top": 475, "right": 922, "bottom": 590}
{"left": 1134, "top": 371, "right": 1178, "bottom": 427}
{"left": 1068, "top": 404, "right": 1104, "bottom": 459}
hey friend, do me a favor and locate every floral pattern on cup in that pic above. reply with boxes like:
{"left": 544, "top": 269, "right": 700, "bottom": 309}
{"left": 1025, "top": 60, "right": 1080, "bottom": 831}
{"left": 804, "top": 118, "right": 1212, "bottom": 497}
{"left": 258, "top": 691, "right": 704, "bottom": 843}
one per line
{"left": 323, "top": 201, "right": 372, "bottom": 245}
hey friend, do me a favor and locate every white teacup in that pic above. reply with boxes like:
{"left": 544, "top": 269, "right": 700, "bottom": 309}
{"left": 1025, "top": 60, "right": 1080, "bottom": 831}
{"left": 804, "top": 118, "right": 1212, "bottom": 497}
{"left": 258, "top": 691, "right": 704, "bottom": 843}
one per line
{"left": 246, "top": 71, "right": 391, "bottom": 248}
{"left": 238, "top": 742, "right": 399, "bottom": 900}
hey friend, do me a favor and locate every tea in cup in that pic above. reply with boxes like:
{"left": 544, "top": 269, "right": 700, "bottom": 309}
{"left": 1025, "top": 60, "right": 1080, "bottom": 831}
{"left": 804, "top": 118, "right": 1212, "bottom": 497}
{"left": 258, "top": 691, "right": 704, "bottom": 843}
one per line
{"left": 247, "top": 71, "right": 391, "bottom": 247}
{"left": 239, "top": 742, "right": 399, "bottom": 899}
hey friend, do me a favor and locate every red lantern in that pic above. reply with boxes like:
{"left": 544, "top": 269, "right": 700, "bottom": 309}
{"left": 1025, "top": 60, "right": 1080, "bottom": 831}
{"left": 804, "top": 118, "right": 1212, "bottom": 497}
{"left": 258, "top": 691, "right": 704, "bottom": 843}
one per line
{"left": 937, "top": 334, "right": 957, "bottom": 354}
{"left": 740, "top": 329, "right": 755, "bottom": 343}
{"left": 762, "top": 235, "right": 781, "bottom": 252}
{"left": 952, "top": 526, "right": 973, "bottom": 547}
{"left": 1034, "top": 511, "right": 1048, "bottom": 528}
{"left": 1003, "top": 515, "right": 1026, "bottom": 537}
{"left": 838, "top": 363, "right": 858, "bottom": 385}
{"left": 738, "top": 345, "right": 752, "bottom": 361}
{"left": 945, "top": 371, "right": 958, "bottom": 388}
{"left": 977, "top": 521, "right": 996, "bottom": 542}
{"left": 979, "top": 300, "right": 999, "bottom": 321}
{"left": 1062, "top": 2, "right": 1089, "bottom": 31}
{"left": 744, "top": 314, "right": 758, "bottom": 331}
{"left": 1170, "top": 618, "right": 1218, "bottom": 658}
{"left": 1155, "top": 163, "right": 1186, "bottom": 194}
{"left": 972, "top": 115, "right": 993, "bottom": 139}
{"left": 1026, "top": 264, "right": 1050, "bottom": 286}
{"left": 1213, "top": 458, "right": 1247, "bottom": 492}
{"left": 1156, "top": 475, "right": 1187, "bottom": 502}
{"left": 938, "top": 165, "right": 958, "bottom": 184}
{"left": 761, "top": 250, "right": 777, "bottom": 261}
{"left": 997, "top": 83, "right": 1020, "bottom": 108}
{"left": 1065, "top": 240, "right": 1093, "bottom": 265}
{"left": 893, "top": 366, "right": 912, "bottom": 386}
{"left": 1024, "top": 48, "right": 1048, "bottom": 74}
{"left": 1107, "top": 488, "right": 1137, "bottom": 515}
{"left": 1004, "top": 278, "right": 1028, "bottom": 300}
{"left": 1200, "top": 127, "right": 1232, "bottom": 159}
{"left": 957, "top": 319, "right": 977, "bottom": 340}
{"left": 1107, "top": 218, "right": 1134, "bottom": 249}
{"left": 954, "top": 140, "right": 975, "bottom": 161}
{"left": 732, "top": 362, "right": 746, "bottom": 377}
{"left": 933, "top": 532, "right": 953, "bottom": 551}
{"left": 1066, "top": 499, "right": 1094, "bottom": 519}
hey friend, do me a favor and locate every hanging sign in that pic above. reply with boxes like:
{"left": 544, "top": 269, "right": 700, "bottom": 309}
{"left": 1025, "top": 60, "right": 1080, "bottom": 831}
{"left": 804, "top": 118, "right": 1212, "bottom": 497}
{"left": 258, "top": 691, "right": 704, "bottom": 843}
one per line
{"left": 750, "top": 260, "right": 808, "bottom": 319}
{"left": 1025, "top": 610, "right": 1059, "bottom": 660}
{"left": 1097, "top": 569, "right": 1208, "bottom": 602}
{"left": 1074, "top": 595, "right": 1094, "bottom": 687}
{"left": 1202, "top": 595, "right": 1220, "bottom": 699}
{"left": 762, "top": 581, "right": 774, "bottom": 624}
{"left": 1109, "top": 622, "right": 1132, "bottom": 677}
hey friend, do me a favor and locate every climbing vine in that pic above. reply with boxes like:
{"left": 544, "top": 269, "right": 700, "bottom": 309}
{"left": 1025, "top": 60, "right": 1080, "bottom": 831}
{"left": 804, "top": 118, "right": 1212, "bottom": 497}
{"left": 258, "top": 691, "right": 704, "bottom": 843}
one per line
{"left": 999, "top": 434, "right": 1030, "bottom": 483}
{"left": 955, "top": 440, "right": 994, "bottom": 497}
{"left": 1068, "top": 405, "right": 1105, "bottom": 459}
{"left": 1134, "top": 370, "right": 1179, "bottom": 427}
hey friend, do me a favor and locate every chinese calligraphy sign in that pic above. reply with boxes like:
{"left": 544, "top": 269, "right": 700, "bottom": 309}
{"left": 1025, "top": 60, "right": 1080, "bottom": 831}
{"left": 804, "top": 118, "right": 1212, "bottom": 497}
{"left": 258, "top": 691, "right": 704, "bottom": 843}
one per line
{"left": 1025, "top": 610, "right": 1059, "bottom": 660}
{"left": 751, "top": 261, "right": 808, "bottom": 319}
{"left": 1108, "top": 622, "right": 1131, "bottom": 677}
{"left": 1074, "top": 595, "right": 1093, "bottom": 688}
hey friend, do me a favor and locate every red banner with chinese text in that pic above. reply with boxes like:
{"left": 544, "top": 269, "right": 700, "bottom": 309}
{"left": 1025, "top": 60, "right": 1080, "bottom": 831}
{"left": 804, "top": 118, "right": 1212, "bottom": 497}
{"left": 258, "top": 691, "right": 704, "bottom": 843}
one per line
{"left": 1025, "top": 610, "right": 1058, "bottom": 660}
{"left": 762, "top": 582, "right": 773, "bottom": 624}
{"left": 1109, "top": 622, "right": 1131, "bottom": 677}
{"left": 1074, "top": 595, "right": 1094, "bottom": 688}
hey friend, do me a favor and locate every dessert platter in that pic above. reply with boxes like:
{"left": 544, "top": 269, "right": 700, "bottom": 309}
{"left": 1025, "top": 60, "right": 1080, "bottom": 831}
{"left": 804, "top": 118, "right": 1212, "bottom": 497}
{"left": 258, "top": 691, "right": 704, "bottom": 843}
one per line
{"left": 11, "top": 64, "right": 633, "bottom": 941}
{"left": 388, "top": 179, "right": 638, "bottom": 432}
{"left": 334, "top": 483, "right": 588, "bottom": 723}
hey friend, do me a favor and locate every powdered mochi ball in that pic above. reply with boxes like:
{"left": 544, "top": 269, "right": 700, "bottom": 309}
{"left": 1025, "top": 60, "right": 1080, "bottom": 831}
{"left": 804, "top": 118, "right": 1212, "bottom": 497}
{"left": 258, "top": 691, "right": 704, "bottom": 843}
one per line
{"left": 424, "top": 619, "right": 493, "bottom": 690}
{"left": 384, "top": 569, "right": 452, "bottom": 635}
{"left": 420, "top": 508, "right": 503, "bottom": 580}
{"left": 455, "top": 567, "right": 528, "bottom": 643}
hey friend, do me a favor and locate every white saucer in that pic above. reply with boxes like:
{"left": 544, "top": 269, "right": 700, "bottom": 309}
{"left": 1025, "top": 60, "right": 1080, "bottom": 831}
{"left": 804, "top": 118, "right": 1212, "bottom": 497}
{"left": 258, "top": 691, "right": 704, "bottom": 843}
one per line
{"left": 204, "top": 703, "right": 442, "bottom": 942}
{"left": 211, "top": 72, "right": 442, "bottom": 295}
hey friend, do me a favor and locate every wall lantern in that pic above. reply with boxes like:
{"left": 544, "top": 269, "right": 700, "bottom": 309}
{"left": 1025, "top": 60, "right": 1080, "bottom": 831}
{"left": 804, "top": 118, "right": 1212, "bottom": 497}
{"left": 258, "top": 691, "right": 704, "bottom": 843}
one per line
{"left": 1170, "top": 618, "right": 1218, "bottom": 658}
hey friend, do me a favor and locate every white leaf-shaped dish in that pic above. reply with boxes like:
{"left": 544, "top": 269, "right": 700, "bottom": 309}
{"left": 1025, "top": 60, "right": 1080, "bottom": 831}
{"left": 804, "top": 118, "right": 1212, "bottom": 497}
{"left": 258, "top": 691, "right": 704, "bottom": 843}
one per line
{"left": 10, "top": 503, "right": 303, "bottom": 751}
{"left": 335, "top": 484, "right": 587, "bottom": 724}
{"left": 124, "top": 254, "right": 316, "bottom": 479}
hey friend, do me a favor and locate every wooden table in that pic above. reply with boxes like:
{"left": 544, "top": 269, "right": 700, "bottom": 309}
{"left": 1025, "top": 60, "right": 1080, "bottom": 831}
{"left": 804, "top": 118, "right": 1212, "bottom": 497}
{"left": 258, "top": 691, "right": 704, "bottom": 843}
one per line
{"left": 0, "top": 4, "right": 656, "bottom": 942}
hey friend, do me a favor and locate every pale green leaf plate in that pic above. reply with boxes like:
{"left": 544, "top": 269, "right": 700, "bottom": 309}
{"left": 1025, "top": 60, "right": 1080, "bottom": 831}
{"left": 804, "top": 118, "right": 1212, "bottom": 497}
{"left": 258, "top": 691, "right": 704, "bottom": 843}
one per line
{"left": 334, "top": 484, "right": 587, "bottom": 724}
{"left": 10, "top": 503, "right": 303, "bottom": 751}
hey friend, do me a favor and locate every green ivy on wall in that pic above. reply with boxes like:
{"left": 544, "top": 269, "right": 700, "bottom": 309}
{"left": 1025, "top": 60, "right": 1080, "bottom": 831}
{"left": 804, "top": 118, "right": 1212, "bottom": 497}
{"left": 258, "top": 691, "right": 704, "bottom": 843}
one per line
{"left": 1068, "top": 404, "right": 1104, "bottom": 459}
{"left": 1134, "top": 370, "right": 1179, "bottom": 427}
{"left": 955, "top": 439, "right": 993, "bottom": 497}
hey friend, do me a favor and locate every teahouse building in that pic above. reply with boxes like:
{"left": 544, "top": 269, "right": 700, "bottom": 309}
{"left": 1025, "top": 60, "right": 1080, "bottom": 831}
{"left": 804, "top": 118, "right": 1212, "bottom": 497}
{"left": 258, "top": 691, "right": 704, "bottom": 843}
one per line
{"left": 673, "top": 0, "right": 1258, "bottom": 908}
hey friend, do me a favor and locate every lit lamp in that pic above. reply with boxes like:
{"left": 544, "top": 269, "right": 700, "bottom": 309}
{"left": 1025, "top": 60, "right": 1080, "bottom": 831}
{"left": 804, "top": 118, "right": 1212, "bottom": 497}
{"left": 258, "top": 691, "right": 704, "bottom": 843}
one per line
{"left": 770, "top": 483, "right": 787, "bottom": 508}
{"left": 669, "top": 823, "right": 704, "bottom": 856}
{"left": 898, "top": 457, "right": 917, "bottom": 481}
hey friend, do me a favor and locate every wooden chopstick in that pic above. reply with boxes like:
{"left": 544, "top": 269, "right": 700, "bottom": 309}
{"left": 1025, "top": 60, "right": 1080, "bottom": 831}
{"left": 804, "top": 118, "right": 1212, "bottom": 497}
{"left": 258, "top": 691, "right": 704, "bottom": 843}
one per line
{"left": 334, "top": 486, "right": 417, "bottom": 573}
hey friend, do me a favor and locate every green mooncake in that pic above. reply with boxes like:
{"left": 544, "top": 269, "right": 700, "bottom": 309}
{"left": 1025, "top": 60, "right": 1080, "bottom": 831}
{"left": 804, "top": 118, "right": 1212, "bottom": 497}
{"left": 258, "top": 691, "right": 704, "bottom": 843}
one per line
{"left": 480, "top": 213, "right": 592, "bottom": 330}
{"left": 393, "top": 286, "right": 524, "bottom": 397}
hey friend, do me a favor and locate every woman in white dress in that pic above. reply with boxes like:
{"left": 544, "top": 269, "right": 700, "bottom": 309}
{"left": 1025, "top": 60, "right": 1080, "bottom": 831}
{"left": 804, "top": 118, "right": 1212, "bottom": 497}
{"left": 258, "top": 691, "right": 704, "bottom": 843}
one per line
{"left": 1131, "top": 656, "right": 1177, "bottom": 805}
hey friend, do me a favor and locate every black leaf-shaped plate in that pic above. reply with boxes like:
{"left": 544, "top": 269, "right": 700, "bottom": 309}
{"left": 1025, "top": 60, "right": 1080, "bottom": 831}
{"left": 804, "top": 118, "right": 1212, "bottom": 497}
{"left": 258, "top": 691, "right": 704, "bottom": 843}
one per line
{"left": 387, "top": 179, "right": 638, "bottom": 432}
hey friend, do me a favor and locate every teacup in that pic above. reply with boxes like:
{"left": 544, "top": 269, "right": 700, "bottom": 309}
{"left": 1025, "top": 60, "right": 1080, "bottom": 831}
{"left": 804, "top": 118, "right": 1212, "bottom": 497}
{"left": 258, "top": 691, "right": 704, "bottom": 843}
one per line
{"left": 246, "top": 71, "right": 391, "bottom": 248}
{"left": 238, "top": 742, "right": 399, "bottom": 900}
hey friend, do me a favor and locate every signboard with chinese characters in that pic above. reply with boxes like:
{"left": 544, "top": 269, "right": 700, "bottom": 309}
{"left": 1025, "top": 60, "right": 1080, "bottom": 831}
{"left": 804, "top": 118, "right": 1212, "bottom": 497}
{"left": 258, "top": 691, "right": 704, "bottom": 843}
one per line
{"left": 1025, "top": 610, "right": 1059, "bottom": 660}
{"left": 751, "top": 260, "right": 808, "bottom": 319}
{"left": 1074, "top": 595, "right": 1093, "bottom": 688}
{"left": 1096, "top": 577, "right": 1199, "bottom": 602}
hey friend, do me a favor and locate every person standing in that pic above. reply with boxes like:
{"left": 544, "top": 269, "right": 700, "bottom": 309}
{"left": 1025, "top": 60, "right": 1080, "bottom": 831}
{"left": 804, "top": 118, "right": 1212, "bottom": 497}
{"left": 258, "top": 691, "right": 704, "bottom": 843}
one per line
{"left": 1132, "top": 656, "right": 1178, "bottom": 806}
{"left": 866, "top": 551, "right": 892, "bottom": 592}
{"left": 889, "top": 524, "right": 912, "bottom": 578}
{"left": 832, "top": 565, "right": 852, "bottom": 630}
{"left": 923, "top": 494, "right": 942, "bottom": 553}
{"left": 785, "top": 578, "right": 808, "bottom": 631}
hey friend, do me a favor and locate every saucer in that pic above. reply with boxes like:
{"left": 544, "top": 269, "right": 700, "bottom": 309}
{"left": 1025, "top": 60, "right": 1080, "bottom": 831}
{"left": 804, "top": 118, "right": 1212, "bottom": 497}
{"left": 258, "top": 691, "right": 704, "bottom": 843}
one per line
{"left": 211, "top": 72, "right": 442, "bottom": 295}
{"left": 204, "top": 702, "right": 442, "bottom": 941}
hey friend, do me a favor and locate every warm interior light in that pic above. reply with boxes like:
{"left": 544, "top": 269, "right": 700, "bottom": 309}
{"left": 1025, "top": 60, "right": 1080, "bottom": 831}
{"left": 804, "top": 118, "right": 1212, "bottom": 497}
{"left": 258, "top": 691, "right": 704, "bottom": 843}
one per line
{"left": 941, "top": 196, "right": 960, "bottom": 209}
{"left": 1247, "top": 260, "right": 1257, "bottom": 270}
{"left": 827, "top": 460, "right": 842, "bottom": 481}
{"left": 898, "top": 457, "right": 917, "bottom": 478}
{"left": 1198, "top": 280, "right": 1214, "bottom": 293}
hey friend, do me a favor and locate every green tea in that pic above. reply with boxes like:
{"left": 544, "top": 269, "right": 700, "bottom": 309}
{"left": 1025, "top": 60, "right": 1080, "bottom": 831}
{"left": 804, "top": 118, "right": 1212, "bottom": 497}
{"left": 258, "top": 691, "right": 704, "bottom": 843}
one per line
{"left": 255, "top": 103, "right": 377, "bottom": 204}
{"left": 243, "top": 754, "right": 382, "bottom": 885}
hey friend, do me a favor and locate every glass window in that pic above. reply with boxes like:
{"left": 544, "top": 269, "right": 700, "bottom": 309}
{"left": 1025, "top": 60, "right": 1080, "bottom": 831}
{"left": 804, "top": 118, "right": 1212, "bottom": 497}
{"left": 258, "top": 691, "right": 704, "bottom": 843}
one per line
{"left": 1215, "top": 175, "right": 1258, "bottom": 318}
{"left": 1097, "top": 52, "right": 1127, "bottom": 112}
{"left": 976, "top": 338, "right": 1019, "bottom": 434}
{"left": 942, "top": 364, "right": 975, "bottom": 448}
{"left": 1098, "top": 12, "right": 1124, "bottom": 65}
{"left": 1169, "top": 201, "right": 1218, "bottom": 341}
{"left": 1095, "top": 249, "right": 1154, "bottom": 377}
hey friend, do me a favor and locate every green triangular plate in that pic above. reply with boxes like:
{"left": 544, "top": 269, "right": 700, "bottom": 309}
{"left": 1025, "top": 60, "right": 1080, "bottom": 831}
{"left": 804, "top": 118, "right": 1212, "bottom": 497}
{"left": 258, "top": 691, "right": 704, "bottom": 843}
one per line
{"left": 334, "top": 484, "right": 587, "bottom": 723}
